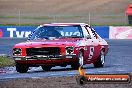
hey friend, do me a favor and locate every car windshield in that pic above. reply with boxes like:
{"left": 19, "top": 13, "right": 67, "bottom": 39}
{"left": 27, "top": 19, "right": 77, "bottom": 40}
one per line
{"left": 30, "top": 25, "right": 83, "bottom": 40}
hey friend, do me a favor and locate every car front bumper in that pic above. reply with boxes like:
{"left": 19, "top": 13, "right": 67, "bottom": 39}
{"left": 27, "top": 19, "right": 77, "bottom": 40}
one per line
{"left": 13, "top": 54, "right": 76, "bottom": 66}
{"left": 13, "top": 54, "right": 77, "bottom": 65}
{"left": 13, "top": 54, "right": 76, "bottom": 60}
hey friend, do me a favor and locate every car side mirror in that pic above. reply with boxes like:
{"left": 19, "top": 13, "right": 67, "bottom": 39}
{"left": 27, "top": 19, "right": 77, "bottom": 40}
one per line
{"left": 86, "top": 35, "right": 91, "bottom": 39}
{"left": 28, "top": 34, "right": 31, "bottom": 40}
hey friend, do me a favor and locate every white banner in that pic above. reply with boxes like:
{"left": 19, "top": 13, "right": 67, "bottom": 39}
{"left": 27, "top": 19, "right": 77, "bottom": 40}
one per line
{"left": 109, "top": 26, "right": 132, "bottom": 39}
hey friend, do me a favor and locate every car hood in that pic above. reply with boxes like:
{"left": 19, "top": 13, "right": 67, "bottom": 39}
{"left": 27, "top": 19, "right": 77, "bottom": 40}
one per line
{"left": 14, "top": 38, "right": 81, "bottom": 48}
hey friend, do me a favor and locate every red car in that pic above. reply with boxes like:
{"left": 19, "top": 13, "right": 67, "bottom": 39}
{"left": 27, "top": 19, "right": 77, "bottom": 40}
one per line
{"left": 13, "top": 23, "right": 109, "bottom": 73}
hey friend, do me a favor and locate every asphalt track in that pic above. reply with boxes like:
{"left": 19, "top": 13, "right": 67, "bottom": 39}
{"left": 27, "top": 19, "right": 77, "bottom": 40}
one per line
{"left": 0, "top": 38, "right": 132, "bottom": 80}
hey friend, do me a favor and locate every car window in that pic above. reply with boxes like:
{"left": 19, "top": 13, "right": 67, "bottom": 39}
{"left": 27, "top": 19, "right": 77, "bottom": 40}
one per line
{"left": 82, "top": 26, "right": 91, "bottom": 39}
{"left": 29, "top": 25, "right": 83, "bottom": 40}
{"left": 56, "top": 26, "right": 82, "bottom": 37}
{"left": 86, "top": 26, "right": 98, "bottom": 39}
{"left": 91, "top": 29, "right": 97, "bottom": 39}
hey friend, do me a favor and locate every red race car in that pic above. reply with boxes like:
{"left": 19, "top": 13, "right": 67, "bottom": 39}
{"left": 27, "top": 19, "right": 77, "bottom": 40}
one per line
{"left": 13, "top": 23, "right": 109, "bottom": 73}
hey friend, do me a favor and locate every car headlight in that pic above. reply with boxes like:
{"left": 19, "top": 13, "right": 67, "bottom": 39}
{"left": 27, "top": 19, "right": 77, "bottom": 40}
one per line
{"left": 65, "top": 46, "right": 74, "bottom": 54}
{"left": 13, "top": 48, "right": 22, "bottom": 55}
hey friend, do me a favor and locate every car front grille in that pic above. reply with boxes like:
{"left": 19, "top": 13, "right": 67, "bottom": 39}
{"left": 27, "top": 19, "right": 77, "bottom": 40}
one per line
{"left": 26, "top": 47, "right": 61, "bottom": 56}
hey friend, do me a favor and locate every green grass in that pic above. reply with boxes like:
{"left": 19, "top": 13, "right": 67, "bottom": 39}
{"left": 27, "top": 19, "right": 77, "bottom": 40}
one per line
{"left": 0, "top": 23, "right": 132, "bottom": 26}
{"left": 91, "top": 24, "right": 132, "bottom": 26}
{"left": 0, "top": 15, "right": 52, "bottom": 20}
{"left": 102, "top": 15, "right": 123, "bottom": 19}
{"left": 22, "top": 16, "right": 52, "bottom": 20}
{"left": 0, "top": 15, "right": 82, "bottom": 20}
{"left": 0, "top": 56, "right": 15, "bottom": 67}
{"left": 0, "top": 16, "right": 16, "bottom": 19}
{"left": 0, "top": 23, "right": 39, "bottom": 26}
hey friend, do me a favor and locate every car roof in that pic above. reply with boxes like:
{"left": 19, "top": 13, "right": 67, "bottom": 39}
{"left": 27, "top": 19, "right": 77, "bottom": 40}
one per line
{"left": 42, "top": 23, "right": 89, "bottom": 26}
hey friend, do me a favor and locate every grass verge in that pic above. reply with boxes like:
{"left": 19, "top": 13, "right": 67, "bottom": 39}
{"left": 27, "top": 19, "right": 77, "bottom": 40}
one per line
{"left": 0, "top": 23, "right": 132, "bottom": 26}
{"left": 0, "top": 56, "right": 15, "bottom": 67}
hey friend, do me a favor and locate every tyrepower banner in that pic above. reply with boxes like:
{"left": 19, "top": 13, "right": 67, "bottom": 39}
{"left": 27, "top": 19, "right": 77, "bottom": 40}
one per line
{"left": 0, "top": 26, "right": 109, "bottom": 38}
{"left": 0, "top": 26, "right": 37, "bottom": 38}
{"left": 92, "top": 26, "right": 109, "bottom": 38}
{"left": 109, "top": 26, "right": 132, "bottom": 39}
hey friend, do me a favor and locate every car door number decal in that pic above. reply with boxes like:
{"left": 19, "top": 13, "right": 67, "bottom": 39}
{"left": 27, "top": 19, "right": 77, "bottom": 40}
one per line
{"left": 88, "top": 47, "right": 94, "bottom": 60}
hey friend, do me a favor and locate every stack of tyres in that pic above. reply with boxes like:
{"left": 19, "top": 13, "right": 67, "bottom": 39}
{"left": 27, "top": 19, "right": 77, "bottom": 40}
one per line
{"left": 128, "top": 15, "right": 132, "bottom": 24}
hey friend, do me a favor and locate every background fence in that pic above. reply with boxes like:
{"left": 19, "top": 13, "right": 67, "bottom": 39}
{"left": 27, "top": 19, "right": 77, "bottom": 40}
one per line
{"left": 0, "top": 12, "right": 129, "bottom": 25}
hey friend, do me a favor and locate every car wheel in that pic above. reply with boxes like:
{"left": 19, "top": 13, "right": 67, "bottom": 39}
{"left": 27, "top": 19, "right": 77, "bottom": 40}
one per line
{"left": 42, "top": 66, "right": 52, "bottom": 71}
{"left": 93, "top": 50, "right": 105, "bottom": 68}
{"left": 16, "top": 63, "right": 29, "bottom": 73}
{"left": 71, "top": 51, "right": 84, "bottom": 70}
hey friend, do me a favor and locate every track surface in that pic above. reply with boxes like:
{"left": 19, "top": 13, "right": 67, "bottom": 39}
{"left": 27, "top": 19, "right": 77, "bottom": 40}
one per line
{"left": 0, "top": 39, "right": 132, "bottom": 80}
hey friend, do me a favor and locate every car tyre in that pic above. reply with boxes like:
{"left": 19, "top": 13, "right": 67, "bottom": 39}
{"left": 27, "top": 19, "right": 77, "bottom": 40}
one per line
{"left": 42, "top": 66, "right": 52, "bottom": 71}
{"left": 93, "top": 50, "right": 105, "bottom": 68}
{"left": 71, "top": 51, "right": 84, "bottom": 70}
{"left": 16, "top": 63, "right": 29, "bottom": 73}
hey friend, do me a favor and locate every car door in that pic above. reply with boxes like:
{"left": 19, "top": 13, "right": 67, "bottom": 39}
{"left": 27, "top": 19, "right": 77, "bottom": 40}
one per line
{"left": 85, "top": 26, "right": 101, "bottom": 63}
{"left": 81, "top": 26, "right": 92, "bottom": 63}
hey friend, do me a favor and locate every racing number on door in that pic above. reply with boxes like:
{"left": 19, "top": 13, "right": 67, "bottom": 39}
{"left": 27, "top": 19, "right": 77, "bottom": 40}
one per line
{"left": 88, "top": 47, "right": 94, "bottom": 60}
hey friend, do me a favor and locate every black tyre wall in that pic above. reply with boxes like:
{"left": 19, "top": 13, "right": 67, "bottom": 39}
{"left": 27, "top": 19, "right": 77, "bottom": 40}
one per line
{"left": 128, "top": 15, "right": 132, "bottom": 25}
